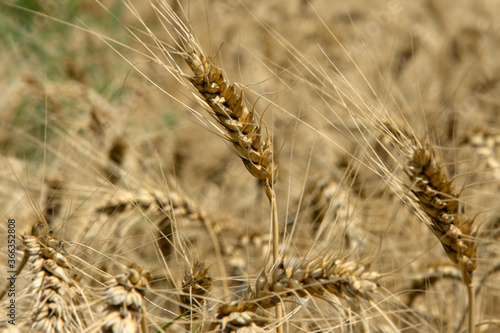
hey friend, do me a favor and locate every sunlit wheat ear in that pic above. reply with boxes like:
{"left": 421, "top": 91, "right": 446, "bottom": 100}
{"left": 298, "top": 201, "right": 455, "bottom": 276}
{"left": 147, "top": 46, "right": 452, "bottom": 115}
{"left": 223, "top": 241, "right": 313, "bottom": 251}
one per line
{"left": 181, "top": 52, "right": 282, "bottom": 323}
{"left": 406, "top": 264, "right": 462, "bottom": 307}
{"left": 23, "top": 233, "right": 84, "bottom": 333}
{"left": 95, "top": 188, "right": 228, "bottom": 258}
{"left": 100, "top": 263, "right": 152, "bottom": 333}
{"left": 42, "top": 178, "right": 64, "bottom": 229}
{"left": 378, "top": 120, "right": 479, "bottom": 332}
{"left": 379, "top": 121, "right": 478, "bottom": 284}
{"left": 406, "top": 147, "right": 478, "bottom": 284}
{"left": 184, "top": 51, "right": 278, "bottom": 195}
{"left": 217, "top": 256, "right": 380, "bottom": 319}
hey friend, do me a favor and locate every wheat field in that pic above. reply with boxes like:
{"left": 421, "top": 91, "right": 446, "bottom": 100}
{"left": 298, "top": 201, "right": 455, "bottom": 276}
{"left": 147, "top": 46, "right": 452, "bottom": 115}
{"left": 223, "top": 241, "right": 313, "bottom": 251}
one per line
{"left": 1, "top": 0, "right": 500, "bottom": 332}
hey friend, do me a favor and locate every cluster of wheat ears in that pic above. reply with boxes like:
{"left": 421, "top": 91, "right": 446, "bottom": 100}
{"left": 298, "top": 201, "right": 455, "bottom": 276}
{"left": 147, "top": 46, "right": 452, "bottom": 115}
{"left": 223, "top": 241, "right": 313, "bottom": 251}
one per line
{"left": 1, "top": 0, "right": 500, "bottom": 332}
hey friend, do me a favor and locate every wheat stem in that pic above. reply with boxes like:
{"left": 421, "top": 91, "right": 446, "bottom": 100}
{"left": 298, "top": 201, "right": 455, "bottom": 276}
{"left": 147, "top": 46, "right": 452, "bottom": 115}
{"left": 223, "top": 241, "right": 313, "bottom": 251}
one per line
{"left": 267, "top": 184, "right": 283, "bottom": 332}
{"left": 468, "top": 281, "right": 475, "bottom": 333}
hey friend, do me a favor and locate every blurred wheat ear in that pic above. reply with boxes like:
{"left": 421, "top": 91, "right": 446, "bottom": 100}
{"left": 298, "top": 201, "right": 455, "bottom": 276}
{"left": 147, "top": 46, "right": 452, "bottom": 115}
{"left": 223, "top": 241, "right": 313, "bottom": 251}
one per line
{"left": 407, "top": 147, "right": 478, "bottom": 283}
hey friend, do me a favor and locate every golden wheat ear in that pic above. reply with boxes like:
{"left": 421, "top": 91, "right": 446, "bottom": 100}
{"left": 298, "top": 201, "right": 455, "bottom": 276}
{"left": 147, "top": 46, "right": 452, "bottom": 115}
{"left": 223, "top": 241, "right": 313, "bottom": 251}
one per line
{"left": 406, "top": 147, "right": 478, "bottom": 284}
{"left": 216, "top": 255, "right": 380, "bottom": 329}
{"left": 184, "top": 51, "right": 278, "bottom": 191}
{"left": 406, "top": 146, "right": 480, "bottom": 333}
{"left": 179, "top": 261, "right": 212, "bottom": 330}
{"left": 182, "top": 47, "right": 284, "bottom": 330}
{"left": 100, "top": 264, "right": 153, "bottom": 333}
{"left": 22, "top": 233, "right": 85, "bottom": 333}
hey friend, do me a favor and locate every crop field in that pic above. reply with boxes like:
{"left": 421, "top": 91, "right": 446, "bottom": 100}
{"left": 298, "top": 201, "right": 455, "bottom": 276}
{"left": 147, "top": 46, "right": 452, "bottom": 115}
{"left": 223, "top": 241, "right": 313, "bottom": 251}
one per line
{"left": 1, "top": 0, "right": 500, "bottom": 332}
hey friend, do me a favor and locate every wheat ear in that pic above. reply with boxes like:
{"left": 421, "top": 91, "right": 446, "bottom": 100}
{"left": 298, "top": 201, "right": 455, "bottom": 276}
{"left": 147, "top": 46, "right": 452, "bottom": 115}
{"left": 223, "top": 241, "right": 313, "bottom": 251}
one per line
{"left": 379, "top": 121, "right": 478, "bottom": 281}
{"left": 183, "top": 49, "right": 280, "bottom": 259}
{"left": 23, "top": 233, "right": 84, "bottom": 333}
{"left": 100, "top": 264, "right": 152, "bottom": 333}
{"left": 183, "top": 50, "right": 282, "bottom": 329}
{"left": 380, "top": 120, "right": 478, "bottom": 331}
{"left": 217, "top": 256, "right": 380, "bottom": 320}
{"left": 406, "top": 147, "right": 478, "bottom": 333}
